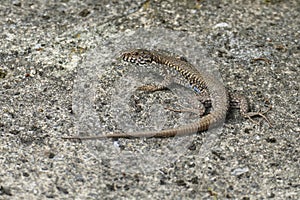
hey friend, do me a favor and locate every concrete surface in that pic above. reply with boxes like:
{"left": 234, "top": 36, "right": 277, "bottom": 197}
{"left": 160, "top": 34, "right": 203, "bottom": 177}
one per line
{"left": 0, "top": 0, "right": 299, "bottom": 199}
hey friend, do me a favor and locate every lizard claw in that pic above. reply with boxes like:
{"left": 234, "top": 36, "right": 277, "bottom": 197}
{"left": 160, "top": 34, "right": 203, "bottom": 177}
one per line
{"left": 243, "top": 106, "right": 272, "bottom": 126}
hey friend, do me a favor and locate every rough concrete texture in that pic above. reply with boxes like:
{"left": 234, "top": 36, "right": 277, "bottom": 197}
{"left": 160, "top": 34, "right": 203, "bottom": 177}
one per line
{"left": 0, "top": 0, "right": 299, "bottom": 199}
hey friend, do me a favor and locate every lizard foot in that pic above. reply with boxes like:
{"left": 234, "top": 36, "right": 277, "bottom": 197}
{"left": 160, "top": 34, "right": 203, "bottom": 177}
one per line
{"left": 242, "top": 106, "right": 272, "bottom": 126}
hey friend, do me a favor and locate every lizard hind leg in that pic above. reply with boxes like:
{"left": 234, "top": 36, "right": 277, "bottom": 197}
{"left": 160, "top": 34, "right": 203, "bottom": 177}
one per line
{"left": 164, "top": 102, "right": 206, "bottom": 116}
{"left": 229, "top": 93, "right": 272, "bottom": 126}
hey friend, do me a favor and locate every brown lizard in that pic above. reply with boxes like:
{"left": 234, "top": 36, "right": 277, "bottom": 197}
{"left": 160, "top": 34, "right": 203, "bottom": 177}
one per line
{"left": 62, "top": 49, "right": 270, "bottom": 140}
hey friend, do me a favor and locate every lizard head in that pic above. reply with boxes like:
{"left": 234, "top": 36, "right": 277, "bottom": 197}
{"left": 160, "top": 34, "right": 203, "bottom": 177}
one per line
{"left": 121, "top": 49, "right": 153, "bottom": 65}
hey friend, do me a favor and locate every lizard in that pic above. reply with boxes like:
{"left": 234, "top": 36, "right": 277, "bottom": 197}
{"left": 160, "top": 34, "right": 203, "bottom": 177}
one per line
{"left": 62, "top": 49, "right": 270, "bottom": 140}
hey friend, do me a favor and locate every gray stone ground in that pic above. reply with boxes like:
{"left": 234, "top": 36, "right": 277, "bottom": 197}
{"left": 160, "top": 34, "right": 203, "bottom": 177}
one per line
{"left": 0, "top": 0, "right": 299, "bottom": 199}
